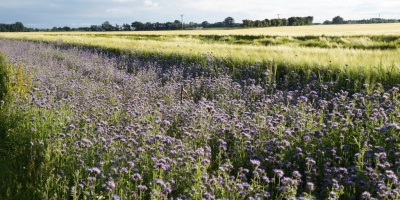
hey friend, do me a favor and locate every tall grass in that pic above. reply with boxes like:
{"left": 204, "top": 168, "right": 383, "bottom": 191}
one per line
{"left": 0, "top": 53, "right": 69, "bottom": 199}
{"left": 2, "top": 32, "right": 399, "bottom": 87}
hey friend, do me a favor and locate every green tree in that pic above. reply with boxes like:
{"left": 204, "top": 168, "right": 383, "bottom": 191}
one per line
{"left": 323, "top": 20, "right": 332, "bottom": 25}
{"left": 332, "top": 16, "right": 344, "bottom": 24}
{"left": 306, "top": 16, "right": 314, "bottom": 25}
{"left": 0, "top": 24, "right": 6, "bottom": 32}
{"left": 264, "top": 19, "right": 270, "bottom": 27}
{"left": 122, "top": 23, "right": 131, "bottom": 31}
{"left": 242, "top": 20, "right": 253, "bottom": 28}
{"left": 14, "top": 22, "right": 25, "bottom": 32}
{"left": 145, "top": 22, "right": 154, "bottom": 30}
{"left": 224, "top": 17, "right": 235, "bottom": 27}
{"left": 288, "top": 17, "right": 298, "bottom": 26}
{"left": 165, "top": 22, "right": 173, "bottom": 30}
{"left": 281, "top": 18, "right": 288, "bottom": 26}
{"left": 131, "top": 21, "right": 144, "bottom": 30}
{"left": 62, "top": 26, "right": 71, "bottom": 31}
{"left": 201, "top": 21, "right": 209, "bottom": 28}
{"left": 101, "top": 21, "right": 114, "bottom": 31}
{"left": 172, "top": 20, "right": 181, "bottom": 30}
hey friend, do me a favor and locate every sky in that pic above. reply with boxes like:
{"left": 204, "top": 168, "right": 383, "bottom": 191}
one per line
{"left": 1, "top": 0, "right": 400, "bottom": 28}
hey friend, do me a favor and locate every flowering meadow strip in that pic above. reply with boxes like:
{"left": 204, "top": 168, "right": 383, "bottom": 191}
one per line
{"left": 0, "top": 39, "right": 399, "bottom": 199}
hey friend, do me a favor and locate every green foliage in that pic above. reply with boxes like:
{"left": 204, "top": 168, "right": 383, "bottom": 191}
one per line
{"left": 332, "top": 16, "right": 345, "bottom": 24}
{"left": 0, "top": 54, "right": 8, "bottom": 102}
{"left": 224, "top": 17, "right": 235, "bottom": 28}
{"left": 242, "top": 16, "right": 312, "bottom": 28}
{"left": 0, "top": 55, "right": 49, "bottom": 199}
{"left": 0, "top": 22, "right": 27, "bottom": 32}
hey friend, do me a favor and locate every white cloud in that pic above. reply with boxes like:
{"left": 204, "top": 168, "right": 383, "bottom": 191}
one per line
{"left": 105, "top": 8, "right": 133, "bottom": 15}
{"left": 144, "top": 0, "right": 158, "bottom": 7}
{"left": 112, "top": 0, "right": 136, "bottom": 2}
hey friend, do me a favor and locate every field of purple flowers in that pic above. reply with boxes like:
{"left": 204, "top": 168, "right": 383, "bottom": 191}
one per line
{"left": 0, "top": 39, "right": 400, "bottom": 199}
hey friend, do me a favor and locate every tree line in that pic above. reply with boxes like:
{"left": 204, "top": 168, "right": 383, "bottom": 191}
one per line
{"left": 0, "top": 22, "right": 33, "bottom": 32}
{"left": 2, "top": 15, "right": 400, "bottom": 32}
{"left": 243, "top": 16, "right": 314, "bottom": 28}
{"left": 324, "top": 16, "right": 400, "bottom": 24}
{"left": 75, "top": 17, "right": 240, "bottom": 31}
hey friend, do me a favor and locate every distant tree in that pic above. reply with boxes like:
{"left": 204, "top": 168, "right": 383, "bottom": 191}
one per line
{"left": 332, "top": 16, "right": 344, "bottom": 24}
{"left": 281, "top": 18, "right": 288, "bottom": 26}
{"left": 0, "top": 24, "right": 6, "bottom": 32}
{"left": 173, "top": 20, "right": 181, "bottom": 30}
{"left": 0, "top": 22, "right": 26, "bottom": 32}
{"left": 154, "top": 22, "right": 164, "bottom": 30}
{"left": 101, "top": 21, "right": 114, "bottom": 31}
{"left": 297, "top": 17, "right": 306, "bottom": 25}
{"left": 305, "top": 16, "right": 314, "bottom": 25}
{"left": 213, "top": 22, "right": 225, "bottom": 28}
{"left": 165, "top": 22, "right": 173, "bottom": 30}
{"left": 242, "top": 19, "right": 252, "bottom": 28}
{"left": 187, "top": 22, "right": 196, "bottom": 29}
{"left": 254, "top": 20, "right": 263, "bottom": 27}
{"left": 288, "top": 17, "right": 298, "bottom": 26}
{"left": 145, "top": 22, "right": 154, "bottom": 30}
{"left": 201, "top": 21, "right": 209, "bottom": 28}
{"left": 62, "top": 26, "right": 71, "bottom": 31}
{"left": 131, "top": 21, "right": 144, "bottom": 30}
{"left": 90, "top": 25, "right": 99, "bottom": 31}
{"left": 14, "top": 22, "right": 25, "bottom": 32}
{"left": 323, "top": 20, "right": 332, "bottom": 25}
{"left": 122, "top": 23, "right": 131, "bottom": 31}
{"left": 115, "top": 24, "right": 120, "bottom": 31}
{"left": 270, "top": 19, "right": 282, "bottom": 26}
{"left": 224, "top": 17, "right": 235, "bottom": 27}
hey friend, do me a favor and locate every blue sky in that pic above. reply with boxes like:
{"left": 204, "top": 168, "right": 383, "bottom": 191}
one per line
{"left": 1, "top": 0, "right": 400, "bottom": 28}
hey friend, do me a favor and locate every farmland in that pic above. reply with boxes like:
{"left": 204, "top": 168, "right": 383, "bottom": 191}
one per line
{"left": 1, "top": 24, "right": 400, "bottom": 199}
{"left": 2, "top": 23, "right": 400, "bottom": 85}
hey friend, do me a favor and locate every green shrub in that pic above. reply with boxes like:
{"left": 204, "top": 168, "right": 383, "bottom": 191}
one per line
{"left": 0, "top": 53, "right": 8, "bottom": 102}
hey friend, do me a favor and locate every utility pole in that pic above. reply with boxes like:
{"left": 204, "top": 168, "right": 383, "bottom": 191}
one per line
{"left": 277, "top": 14, "right": 281, "bottom": 19}
{"left": 180, "top": 14, "right": 184, "bottom": 30}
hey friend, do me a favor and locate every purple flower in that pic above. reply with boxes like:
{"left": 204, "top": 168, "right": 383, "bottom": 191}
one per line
{"left": 306, "top": 182, "right": 315, "bottom": 191}
{"left": 88, "top": 167, "right": 101, "bottom": 175}
{"left": 138, "top": 185, "right": 147, "bottom": 191}
{"left": 298, "top": 96, "right": 308, "bottom": 103}
{"left": 108, "top": 179, "right": 116, "bottom": 189}
{"left": 112, "top": 194, "right": 120, "bottom": 200}
{"left": 361, "top": 191, "right": 371, "bottom": 199}
{"left": 250, "top": 159, "right": 261, "bottom": 167}
{"left": 121, "top": 167, "right": 128, "bottom": 174}
{"left": 306, "top": 158, "right": 316, "bottom": 166}
{"left": 274, "top": 169, "right": 284, "bottom": 178}
{"left": 82, "top": 138, "right": 93, "bottom": 146}
{"left": 262, "top": 176, "right": 270, "bottom": 184}
{"left": 292, "top": 171, "right": 301, "bottom": 179}
{"left": 235, "top": 183, "right": 244, "bottom": 190}
{"left": 163, "top": 187, "right": 172, "bottom": 194}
